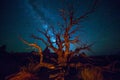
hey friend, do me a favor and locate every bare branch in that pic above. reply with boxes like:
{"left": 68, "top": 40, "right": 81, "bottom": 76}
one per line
{"left": 19, "top": 37, "right": 43, "bottom": 63}
{"left": 74, "top": 43, "right": 94, "bottom": 54}
{"left": 69, "top": 36, "right": 79, "bottom": 44}
{"left": 31, "top": 34, "right": 49, "bottom": 46}
{"left": 19, "top": 37, "right": 56, "bottom": 70}
{"left": 33, "top": 63, "right": 55, "bottom": 71}
{"left": 73, "top": 0, "right": 98, "bottom": 24}
{"left": 50, "top": 25, "right": 57, "bottom": 36}
{"left": 68, "top": 25, "right": 83, "bottom": 36}
{"left": 37, "top": 28, "right": 48, "bottom": 36}
{"left": 59, "top": 9, "right": 67, "bottom": 22}
{"left": 37, "top": 28, "right": 58, "bottom": 52}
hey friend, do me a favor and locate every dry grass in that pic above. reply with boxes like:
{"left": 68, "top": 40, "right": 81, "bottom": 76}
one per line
{"left": 6, "top": 62, "right": 39, "bottom": 80}
{"left": 78, "top": 65, "right": 103, "bottom": 80}
{"left": 6, "top": 71, "right": 39, "bottom": 80}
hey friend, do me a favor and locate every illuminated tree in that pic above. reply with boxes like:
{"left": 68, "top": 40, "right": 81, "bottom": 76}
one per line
{"left": 7, "top": 0, "right": 117, "bottom": 80}
{"left": 19, "top": 0, "right": 98, "bottom": 80}
{"left": 27, "top": 0, "right": 97, "bottom": 66}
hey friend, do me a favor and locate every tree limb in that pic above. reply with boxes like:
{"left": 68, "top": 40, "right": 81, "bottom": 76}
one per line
{"left": 31, "top": 34, "right": 49, "bottom": 46}
{"left": 73, "top": 0, "right": 97, "bottom": 24}
{"left": 74, "top": 43, "right": 94, "bottom": 54}
{"left": 37, "top": 29, "right": 58, "bottom": 52}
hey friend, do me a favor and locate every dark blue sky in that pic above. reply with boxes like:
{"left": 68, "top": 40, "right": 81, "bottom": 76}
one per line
{"left": 0, "top": 0, "right": 120, "bottom": 55}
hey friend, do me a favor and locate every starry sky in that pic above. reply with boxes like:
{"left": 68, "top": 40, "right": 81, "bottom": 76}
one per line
{"left": 0, "top": 0, "right": 120, "bottom": 55}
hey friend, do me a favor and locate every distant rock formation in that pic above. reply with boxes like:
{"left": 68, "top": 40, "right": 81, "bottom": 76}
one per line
{"left": 0, "top": 45, "right": 7, "bottom": 53}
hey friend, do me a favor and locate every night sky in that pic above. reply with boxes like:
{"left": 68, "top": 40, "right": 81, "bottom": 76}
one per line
{"left": 0, "top": 0, "right": 120, "bottom": 55}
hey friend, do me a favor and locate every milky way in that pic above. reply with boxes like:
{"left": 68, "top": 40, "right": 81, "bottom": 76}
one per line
{"left": 0, "top": 0, "right": 120, "bottom": 55}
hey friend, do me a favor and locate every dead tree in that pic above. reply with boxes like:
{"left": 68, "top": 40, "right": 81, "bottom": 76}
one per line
{"left": 18, "top": 0, "right": 104, "bottom": 80}
{"left": 28, "top": 0, "right": 97, "bottom": 67}
{"left": 6, "top": 0, "right": 119, "bottom": 80}
{"left": 19, "top": 37, "right": 55, "bottom": 71}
